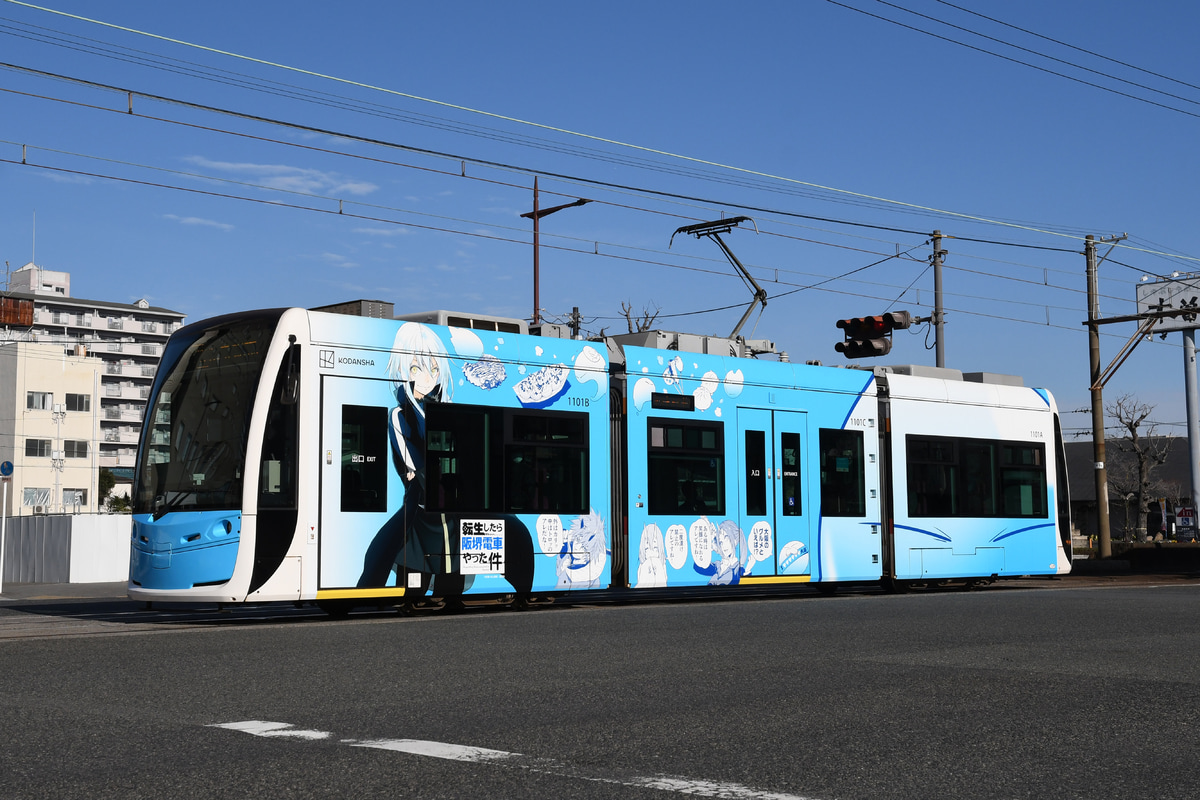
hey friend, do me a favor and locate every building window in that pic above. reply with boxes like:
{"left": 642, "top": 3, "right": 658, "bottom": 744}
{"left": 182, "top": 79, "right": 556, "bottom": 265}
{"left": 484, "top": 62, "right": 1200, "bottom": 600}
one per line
{"left": 25, "top": 438, "right": 52, "bottom": 458}
{"left": 64, "top": 440, "right": 89, "bottom": 458}
{"left": 26, "top": 391, "right": 52, "bottom": 410}
{"left": 23, "top": 487, "right": 51, "bottom": 507}
{"left": 63, "top": 489, "right": 88, "bottom": 508}
{"left": 65, "top": 393, "right": 91, "bottom": 412}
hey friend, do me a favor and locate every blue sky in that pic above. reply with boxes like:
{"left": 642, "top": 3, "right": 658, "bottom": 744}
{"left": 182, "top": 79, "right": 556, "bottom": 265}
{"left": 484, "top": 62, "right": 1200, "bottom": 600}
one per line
{"left": 2, "top": 0, "right": 1198, "bottom": 438}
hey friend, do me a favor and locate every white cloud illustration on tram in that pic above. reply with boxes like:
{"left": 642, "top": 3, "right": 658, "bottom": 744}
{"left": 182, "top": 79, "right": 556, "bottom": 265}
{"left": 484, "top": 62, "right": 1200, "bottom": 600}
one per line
{"left": 573, "top": 345, "right": 607, "bottom": 400}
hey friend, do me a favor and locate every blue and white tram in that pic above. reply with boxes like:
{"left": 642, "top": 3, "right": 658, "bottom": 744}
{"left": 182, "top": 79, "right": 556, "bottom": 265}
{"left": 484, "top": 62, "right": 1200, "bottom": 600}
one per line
{"left": 127, "top": 307, "right": 1071, "bottom": 607}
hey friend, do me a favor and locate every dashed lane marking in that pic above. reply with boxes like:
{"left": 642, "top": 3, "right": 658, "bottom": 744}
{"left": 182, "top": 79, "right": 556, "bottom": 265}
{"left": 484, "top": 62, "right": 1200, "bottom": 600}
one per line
{"left": 210, "top": 721, "right": 331, "bottom": 740}
{"left": 210, "top": 721, "right": 820, "bottom": 800}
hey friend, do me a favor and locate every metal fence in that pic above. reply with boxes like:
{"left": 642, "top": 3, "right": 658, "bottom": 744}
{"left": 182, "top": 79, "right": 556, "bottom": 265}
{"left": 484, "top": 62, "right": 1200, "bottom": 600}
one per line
{"left": 2, "top": 513, "right": 131, "bottom": 584}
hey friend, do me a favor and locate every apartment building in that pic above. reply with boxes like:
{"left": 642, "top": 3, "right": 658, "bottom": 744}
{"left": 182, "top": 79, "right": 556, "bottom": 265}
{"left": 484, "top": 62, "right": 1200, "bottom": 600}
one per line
{"left": 0, "top": 341, "right": 103, "bottom": 515}
{"left": 0, "top": 262, "right": 185, "bottom": 514}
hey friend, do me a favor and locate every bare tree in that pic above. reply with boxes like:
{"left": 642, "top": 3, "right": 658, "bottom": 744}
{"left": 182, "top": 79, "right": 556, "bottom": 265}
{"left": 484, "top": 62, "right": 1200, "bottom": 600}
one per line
{"left": 1106, "top": 394, "right": 1172, "bottom": 541}
{"left": 621, "top": 301, "right": 661, "bottom": 333}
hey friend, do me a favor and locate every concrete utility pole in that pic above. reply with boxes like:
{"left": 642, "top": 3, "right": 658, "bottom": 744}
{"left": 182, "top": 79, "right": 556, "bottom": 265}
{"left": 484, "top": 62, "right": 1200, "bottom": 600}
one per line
{"left": 1185, "top": 329, "right": 1200, "bottom": 513}
{"left": 1086, "top": 235, "right": 1113, "bottom": 558}
{"left": 931, "top": 231, "right": 946, "bottom": 368}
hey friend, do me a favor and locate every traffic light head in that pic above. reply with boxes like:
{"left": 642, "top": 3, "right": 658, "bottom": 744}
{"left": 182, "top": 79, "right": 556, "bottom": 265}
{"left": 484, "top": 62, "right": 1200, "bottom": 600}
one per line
{"left": 835, "top": 334, "right": 892, "bottom": 358}
{"left": 883, "top": 310, "right": 912, "bottom": 331}
{"left": 834, "top": 312, "right": 911, "bottom": 359}
{"left": 836, "top": 315, "right": 889, "bottom": 340}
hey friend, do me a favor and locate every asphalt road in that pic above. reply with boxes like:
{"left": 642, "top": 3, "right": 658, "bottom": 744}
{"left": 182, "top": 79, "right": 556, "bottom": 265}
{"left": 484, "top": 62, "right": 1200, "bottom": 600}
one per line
{"left": 2, "top": 579, "right": 1199, "bottom": 799}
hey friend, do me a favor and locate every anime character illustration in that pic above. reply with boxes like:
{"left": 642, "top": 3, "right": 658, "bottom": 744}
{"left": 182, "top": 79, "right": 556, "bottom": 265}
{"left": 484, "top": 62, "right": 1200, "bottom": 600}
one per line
{"left": 556, "top": 510, "right": 608, "bottom": 589}
{"left": 693, "top": 520, "right": 756, "bottom": 585}
{"left": 358, "top": 322, "right": 453, "bottom": 589}
{"left": 636, "top": 524, "right": 667, "bottom": 588}
{"left": 356, "top": 323, "right": 537, "bottom": 598}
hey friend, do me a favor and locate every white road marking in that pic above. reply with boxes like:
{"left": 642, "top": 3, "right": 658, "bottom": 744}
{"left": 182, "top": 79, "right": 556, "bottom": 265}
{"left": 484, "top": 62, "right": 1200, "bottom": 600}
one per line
{"left": 629, "top": 776, "right": 818, "bottom": 800}
{"left": 208, "top": 721, "right": 330, "bottom": 740}
{"left": 351, "top": 738, "right": 517, "bottom": 762}
{"left": 214, "top": 721, "right": 820, "bottom": 800}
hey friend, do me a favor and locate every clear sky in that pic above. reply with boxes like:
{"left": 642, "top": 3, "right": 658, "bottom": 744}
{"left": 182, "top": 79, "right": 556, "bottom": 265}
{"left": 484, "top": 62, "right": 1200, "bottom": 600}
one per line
{"left": 2, "top": 0, "right": 1198, "bottom": 440}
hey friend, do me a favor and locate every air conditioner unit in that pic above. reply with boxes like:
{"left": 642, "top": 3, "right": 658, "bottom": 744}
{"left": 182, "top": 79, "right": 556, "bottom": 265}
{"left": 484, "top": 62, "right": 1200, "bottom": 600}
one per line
{"left": 33, "top": 505, "right": 45, "bottom": 514}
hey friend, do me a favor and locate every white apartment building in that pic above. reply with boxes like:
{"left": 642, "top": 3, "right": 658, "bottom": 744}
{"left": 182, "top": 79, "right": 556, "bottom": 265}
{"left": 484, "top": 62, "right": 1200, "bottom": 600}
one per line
{"left": 0, "top": 262, "right": 185, "bottom": 514}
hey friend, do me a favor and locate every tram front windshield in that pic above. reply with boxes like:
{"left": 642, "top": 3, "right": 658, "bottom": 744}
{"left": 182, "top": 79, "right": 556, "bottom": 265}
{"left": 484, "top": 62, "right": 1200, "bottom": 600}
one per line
{"left": 133, "top": 313, "right": 282, "bottom": 516}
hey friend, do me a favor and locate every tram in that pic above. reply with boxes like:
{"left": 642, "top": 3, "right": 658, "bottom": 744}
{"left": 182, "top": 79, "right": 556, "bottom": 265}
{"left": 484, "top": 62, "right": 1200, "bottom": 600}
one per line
{"left": 127, "top": 307, "right": 1071, "bottom": 607}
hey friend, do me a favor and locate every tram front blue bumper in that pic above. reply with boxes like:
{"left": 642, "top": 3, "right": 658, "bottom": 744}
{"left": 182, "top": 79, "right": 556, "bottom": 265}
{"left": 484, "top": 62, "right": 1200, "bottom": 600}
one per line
{"left": 129, "top": 511, "right": 242, "bottom": 590}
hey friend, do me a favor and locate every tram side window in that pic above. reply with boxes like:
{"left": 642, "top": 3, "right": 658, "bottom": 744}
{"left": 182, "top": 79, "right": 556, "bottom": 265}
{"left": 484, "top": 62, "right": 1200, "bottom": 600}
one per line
{"left": 819, "top": 428, "right": 865, "bottom": 517}
{"left": 647, "top": 418, "right": 725, "bottom": 516}
{"left": 744, "top": 430, "right": 767, "bottom": 516}
{"left": 906, "top": 437, "right": 996, "bottom": 517}
{"left": 999, "top": 443, "right": 1047, "bottom": 517}
{"left": 426, "top": 405, "right": 503, "bottom": 512}
{"left": 341, "top": 405, "right": 388, "bottom": 513}
{"left": 506, "top": 412, "right": 589, "bottom": 514}
{"left": 780, "top": 432, "right": 802, "bottom": 517}
{"left": 425, "top": 404, "right": 588, "bottom": 515}
{"left": 906, "top": 434, "right": 1046, "bottom": 519}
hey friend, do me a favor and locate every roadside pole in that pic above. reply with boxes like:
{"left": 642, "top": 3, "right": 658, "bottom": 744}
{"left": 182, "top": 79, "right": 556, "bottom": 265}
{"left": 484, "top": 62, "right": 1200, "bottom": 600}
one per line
{"left": 0, "top": 460, "right": 12, "bottom": 593}
{"left": 1, "top": 473, "right": 8, "bottom": 595}
{"left": 1086, "top": 236, "right": 1113, "bottom": 558}
{"left": 1185, "top": 329, "right": 1200, "bottom": 511}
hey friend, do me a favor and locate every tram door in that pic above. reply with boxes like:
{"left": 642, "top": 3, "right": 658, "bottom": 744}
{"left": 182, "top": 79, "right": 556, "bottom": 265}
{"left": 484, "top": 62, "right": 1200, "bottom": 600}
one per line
{"left": 317, "top": 375, "right": 399, "bottom": 591}
{"left": 737, "top": 409, "right": 812, "bottom": 578}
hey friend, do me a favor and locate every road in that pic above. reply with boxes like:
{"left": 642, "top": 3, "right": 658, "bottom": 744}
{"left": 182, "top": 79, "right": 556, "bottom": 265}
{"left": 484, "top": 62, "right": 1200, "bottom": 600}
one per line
{"left": 1, "top": 577, "right": 1199, "bottom": 799}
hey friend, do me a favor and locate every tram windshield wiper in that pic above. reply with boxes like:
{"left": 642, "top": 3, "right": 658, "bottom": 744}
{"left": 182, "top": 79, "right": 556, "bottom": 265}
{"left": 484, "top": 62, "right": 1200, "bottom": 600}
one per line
{"left": 152, "top": 490, "right": 195, "bottom": 521}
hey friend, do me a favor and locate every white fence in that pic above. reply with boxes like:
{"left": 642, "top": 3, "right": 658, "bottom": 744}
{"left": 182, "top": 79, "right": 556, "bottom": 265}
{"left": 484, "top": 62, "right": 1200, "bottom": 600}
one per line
{"left": 2, "top": 513, "right": 130, "bottom": 584}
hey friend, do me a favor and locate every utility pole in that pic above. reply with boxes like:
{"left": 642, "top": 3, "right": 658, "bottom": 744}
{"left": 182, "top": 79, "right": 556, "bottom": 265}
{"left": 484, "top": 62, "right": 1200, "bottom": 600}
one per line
{"left": 569, "top": 307, "right": 581, "bottom": 339}
{"left": 1086, "top": 235, "right": 1113, "bottom": 558}
{"left": 52, "top": 402, "right": 65, "bottom": 514}
{"left": 931, "top": 231, "right": 947, "bottom": 368}
{"left": 520, "top": 177, "right": 591, "bottom": 326}
{"left": 1185, "top": 328, "right": 1200, "bottom": 516}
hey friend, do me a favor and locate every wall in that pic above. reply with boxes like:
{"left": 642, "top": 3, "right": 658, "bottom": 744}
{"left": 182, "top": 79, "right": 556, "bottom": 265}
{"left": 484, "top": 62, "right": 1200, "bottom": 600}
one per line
{"left": 2, "top": 513, "right": 130, "bottom": 583}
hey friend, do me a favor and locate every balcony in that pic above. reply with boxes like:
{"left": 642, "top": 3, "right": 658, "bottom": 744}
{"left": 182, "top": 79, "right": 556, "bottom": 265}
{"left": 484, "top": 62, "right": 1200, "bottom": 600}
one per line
{"left": 104, "top": 362, "right": 152, "bottom": 379}
{"left": 104, "top": 382, "right": 150, "bottom": 401}
{"left": 98, "top": 453, "right": 137, "bottom": 469}
{"left": 102, "top": 405, "right": 142, "bottom": 422}
{"left": 103, "top": 428, "right": 140, "bottom": 445}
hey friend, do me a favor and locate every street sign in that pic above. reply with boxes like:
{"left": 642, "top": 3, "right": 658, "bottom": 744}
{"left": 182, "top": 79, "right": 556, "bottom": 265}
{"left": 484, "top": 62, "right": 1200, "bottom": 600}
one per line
{"left": 1176, "top": 506, "right": 1195, "bottom": 531}
{"left": 0, "top": 460, "right": 12, "bottom": 477}
{"left": 1135, "top": 276, "right": 1200, "bottom": 333}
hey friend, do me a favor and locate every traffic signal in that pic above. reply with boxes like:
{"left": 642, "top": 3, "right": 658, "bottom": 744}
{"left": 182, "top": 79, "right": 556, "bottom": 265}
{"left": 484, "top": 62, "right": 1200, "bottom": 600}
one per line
{"left": 835, "top": 311, "right": 912, "bottom": 359}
